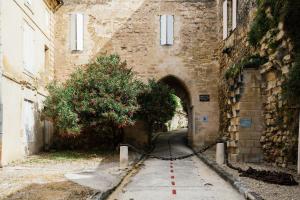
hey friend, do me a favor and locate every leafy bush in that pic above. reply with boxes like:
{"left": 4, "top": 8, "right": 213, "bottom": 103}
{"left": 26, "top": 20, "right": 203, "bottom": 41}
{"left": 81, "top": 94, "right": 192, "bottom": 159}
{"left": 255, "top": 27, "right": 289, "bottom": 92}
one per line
{"left": 44, "top": 55, "right": 144, "bottom": 135}
{"left": 137, "top": 79, "right": 177, "bottom": 133}
{"left": 248, "top": 0, "right": 285, "bottom": 46}
{"left": 248, "top": 6, "right": 273, "bottom": 46}
{"left": 43, "top": 82, "right": 79, "bottom": 132}
{"left": 44, "top": 55, "right": 178, "bottom": 148}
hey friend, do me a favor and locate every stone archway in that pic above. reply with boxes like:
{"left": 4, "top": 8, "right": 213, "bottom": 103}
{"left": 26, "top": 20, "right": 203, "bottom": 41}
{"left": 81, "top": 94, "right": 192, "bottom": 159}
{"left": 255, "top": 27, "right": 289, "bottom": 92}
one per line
{"left": 158, "top": 75, "right": 194, "bottom": 146}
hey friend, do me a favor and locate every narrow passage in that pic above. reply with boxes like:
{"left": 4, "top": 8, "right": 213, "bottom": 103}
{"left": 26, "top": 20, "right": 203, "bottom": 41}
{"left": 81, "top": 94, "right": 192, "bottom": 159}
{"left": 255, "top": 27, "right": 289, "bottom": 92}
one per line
{"left": 109, "top": 130, "right": 243, "bottom": 200}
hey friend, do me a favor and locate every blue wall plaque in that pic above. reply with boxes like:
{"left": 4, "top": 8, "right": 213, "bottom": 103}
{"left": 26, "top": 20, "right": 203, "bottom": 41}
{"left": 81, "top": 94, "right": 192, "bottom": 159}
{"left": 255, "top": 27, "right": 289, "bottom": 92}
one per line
{"left": 240, "top": 118, "right": 252, "bottom": 128}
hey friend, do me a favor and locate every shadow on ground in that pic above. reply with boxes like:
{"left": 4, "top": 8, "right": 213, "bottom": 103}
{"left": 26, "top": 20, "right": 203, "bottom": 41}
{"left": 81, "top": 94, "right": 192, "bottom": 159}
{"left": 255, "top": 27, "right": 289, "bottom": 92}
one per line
{"left": 1, "top": 181, "right": 95, "bottom": 200}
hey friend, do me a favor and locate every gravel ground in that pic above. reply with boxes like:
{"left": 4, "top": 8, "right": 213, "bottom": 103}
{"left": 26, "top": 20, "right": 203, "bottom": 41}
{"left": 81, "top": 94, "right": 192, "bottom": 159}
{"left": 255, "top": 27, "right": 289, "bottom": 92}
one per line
{"left": 0, "top": 151, "right": 119, "bottom": 200}
{"left": 203, "top": 149, "right": 300, "bottom": 200}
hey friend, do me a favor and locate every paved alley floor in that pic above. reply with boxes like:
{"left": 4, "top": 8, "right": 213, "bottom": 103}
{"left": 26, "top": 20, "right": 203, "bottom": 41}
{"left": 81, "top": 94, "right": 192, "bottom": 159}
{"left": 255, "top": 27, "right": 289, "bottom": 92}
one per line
{"left": 109, "top": 130, "right": 243, "bottom": 200}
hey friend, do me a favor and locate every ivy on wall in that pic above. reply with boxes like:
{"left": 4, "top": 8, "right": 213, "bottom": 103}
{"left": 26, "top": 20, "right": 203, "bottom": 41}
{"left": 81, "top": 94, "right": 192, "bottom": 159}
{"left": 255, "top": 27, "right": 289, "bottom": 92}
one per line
{"left": 245, "top": 0, "right": 300, "bottom": 165}
{"left": 282, "top": 0, "right": 300, "bottom": 102}
{"left": 225, "top": 54, "right": 268, "bottom": 79}
{"left": 248, "top": 0, "right": 285, "bottom": 47}
{"left": 248, "top": 0, "right": 300, "bottom": 103}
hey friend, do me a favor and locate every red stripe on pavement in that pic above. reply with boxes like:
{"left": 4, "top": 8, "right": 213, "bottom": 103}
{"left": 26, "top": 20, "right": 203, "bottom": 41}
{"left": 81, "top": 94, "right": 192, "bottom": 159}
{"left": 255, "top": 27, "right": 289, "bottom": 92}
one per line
{"left": 170, "top": 170, "right": 174, "bottom": 173}
{"left": 171, "top": 181, "right": 175, "bottom": 186}
{"left": 172, "top": 189, "right": 176, "bottom": 195}
{"left": 171, "top": 175, "right": 175, "bottom": 179}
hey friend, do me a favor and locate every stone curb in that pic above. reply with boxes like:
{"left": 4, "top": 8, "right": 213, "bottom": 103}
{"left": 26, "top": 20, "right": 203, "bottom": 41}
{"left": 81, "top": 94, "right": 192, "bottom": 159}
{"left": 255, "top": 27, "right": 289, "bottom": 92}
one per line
{"left": 90, "top": 154, "right": 146, "bottom": 200}
{"left": 91, "top": 134, "right": 160, "bottom": 199}
{"left": 194, "top": 152, "right": 264, "bottom": 200}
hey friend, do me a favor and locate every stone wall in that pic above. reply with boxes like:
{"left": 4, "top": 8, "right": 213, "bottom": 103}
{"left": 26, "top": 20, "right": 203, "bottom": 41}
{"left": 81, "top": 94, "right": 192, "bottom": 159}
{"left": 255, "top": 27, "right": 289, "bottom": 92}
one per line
{"left": 218, "top": 0, "right": 298, "bottom": 165}
{"left": 54, "top": 0, "right": 221, "bottom": 147}
{"left": 259, "top": 26, "right": 298, "bottom": 167}
{"left": 218, "top": 0, "right": 260, "bottom": 162}
{"left": 238, "top": 69, "right": 264, "bottom": 162}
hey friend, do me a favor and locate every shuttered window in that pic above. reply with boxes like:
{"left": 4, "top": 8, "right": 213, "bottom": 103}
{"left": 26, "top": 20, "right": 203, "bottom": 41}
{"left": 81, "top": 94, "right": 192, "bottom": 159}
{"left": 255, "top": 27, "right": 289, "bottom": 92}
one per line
{"left": 160, "top": 15, "right": 174, "bottom": 46}
{"left": 23, "top": 100, "right": 35, "bottom": 144}
{"left": 45, "top": 9, "right": 50, "bottom": 29}
{"left": 70, "top": 13, "right": 84, "bottom": 51}
{"left": 23, "top": 22, "right": 35, "bottom": 74}
{"left": 223, "top": 0, "right": 238, "bottom": 39}
{"left": 223, "top": 0, "right": 228, "bottom": 40}
{"left": 232, "top": 0, "right": 237, "bottom": 30}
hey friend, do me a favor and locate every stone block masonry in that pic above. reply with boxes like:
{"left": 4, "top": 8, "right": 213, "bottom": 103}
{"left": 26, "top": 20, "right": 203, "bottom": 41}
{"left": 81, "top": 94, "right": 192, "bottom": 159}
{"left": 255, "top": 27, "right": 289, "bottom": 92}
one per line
{"left": 258, "top": 26, "right": 298, "bottom": 167}
{"left": 218, "top": 0, "right": 298, "bottom": 166}
{"left": 54, "top": 0, "right": 221, "bottom": 147}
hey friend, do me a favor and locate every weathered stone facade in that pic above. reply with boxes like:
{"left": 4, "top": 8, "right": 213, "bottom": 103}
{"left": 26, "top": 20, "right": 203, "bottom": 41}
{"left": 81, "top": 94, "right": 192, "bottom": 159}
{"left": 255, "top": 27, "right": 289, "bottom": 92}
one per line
{"left": 259, "top": 26, "right": 298, "bottom": 167}
{"left": 0, "top": 0, "right": 62, "bottom": 165}
{"left": 218, "top": 0, "right": 298, "bottom": 165}
{"left": 218, "top": 0, "right": 262, "bottom": 162}
{"left": 54, "top": 0, "right": 221, "bottom": 147}
{"left": 0, "top": 0, "right": 297, "bottom": 166}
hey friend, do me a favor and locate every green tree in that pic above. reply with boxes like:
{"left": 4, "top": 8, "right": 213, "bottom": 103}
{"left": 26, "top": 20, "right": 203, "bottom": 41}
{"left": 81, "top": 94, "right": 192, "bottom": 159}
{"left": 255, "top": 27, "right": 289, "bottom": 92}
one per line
{"left": 43, "top": 55, "right": 144, "bottom": 145}
{"left": 44, "top": 55, "right": 178, "bottom": 147}
{"left": 137, "top": 79, "right": 177, "bottom": 136}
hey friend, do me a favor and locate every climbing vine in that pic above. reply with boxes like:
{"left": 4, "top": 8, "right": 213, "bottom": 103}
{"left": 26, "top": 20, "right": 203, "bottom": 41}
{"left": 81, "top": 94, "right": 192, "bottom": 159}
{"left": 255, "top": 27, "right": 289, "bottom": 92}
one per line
{"left": 248, "top": 0, "right": 285, "bottom": 47}
{"left": 225, "top": 54, "right": 268, "bottom": 79}
{"left": 246, "top": 0, "right": 300, "bottom": 165}
{"left": 248, "top": 0, "right": 300, "bottom": 103}
{"left": 282, "top": 0, "right": 300, "bottom": 102}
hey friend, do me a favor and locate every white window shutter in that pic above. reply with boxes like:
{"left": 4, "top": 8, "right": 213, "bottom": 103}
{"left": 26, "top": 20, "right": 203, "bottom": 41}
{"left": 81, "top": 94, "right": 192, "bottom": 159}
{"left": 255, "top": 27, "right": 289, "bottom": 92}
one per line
{"left": 76, "top": 13, "right": 84, "bottom": 51}
{"left": 70, "top": 13, "right": 84, "bottom": 51}
{"left": 160, "top": 15, "right": 167, "bottom": 45}
{"left": 70, "top": 14, "right": 77, "bottom": 50}
{"left": 232, "top": 0, "right": 237, "bottom": 30}
{"left": 29, "top": 30, "right": 35, "bottom": 73}
{"left": 23, "top": 24, "right": 29, "bottom": 69}
{"left": 167, "top": 15, "right": 174, "bottom": 45}
{"left": 23, "top": 23, "right": 35, "bottom": 74}
{"left": 223, "top": 0, "right": 228, "bottom": 40}
{"left": 45, "top": 9, "right": 50, "bottom": 28}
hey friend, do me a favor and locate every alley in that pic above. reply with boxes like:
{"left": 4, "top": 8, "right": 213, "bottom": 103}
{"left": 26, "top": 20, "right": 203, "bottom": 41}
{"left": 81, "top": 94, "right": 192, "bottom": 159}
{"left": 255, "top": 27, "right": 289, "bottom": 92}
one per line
{"left": 108, "top": 130, "right": 243, "bottom": 200}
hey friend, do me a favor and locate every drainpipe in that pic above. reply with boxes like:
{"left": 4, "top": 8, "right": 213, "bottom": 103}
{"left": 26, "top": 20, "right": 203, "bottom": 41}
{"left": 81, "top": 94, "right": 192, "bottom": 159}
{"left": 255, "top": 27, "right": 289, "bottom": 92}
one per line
{"left": 0, "top": 0, "right": 3, "bottom": 167}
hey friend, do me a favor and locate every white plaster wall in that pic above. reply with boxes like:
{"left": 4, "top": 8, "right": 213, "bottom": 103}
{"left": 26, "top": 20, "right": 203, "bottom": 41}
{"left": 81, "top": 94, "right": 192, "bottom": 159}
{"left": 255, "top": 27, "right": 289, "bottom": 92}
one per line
{"left": 0, "top": 0, "right": 55, "bottom": 165}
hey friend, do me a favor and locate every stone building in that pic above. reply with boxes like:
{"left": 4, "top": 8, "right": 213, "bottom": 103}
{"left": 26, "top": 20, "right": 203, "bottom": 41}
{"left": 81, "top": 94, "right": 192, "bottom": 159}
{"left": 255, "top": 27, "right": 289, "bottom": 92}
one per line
{"left": 0, "top": 0, "right": 63, "bottom": 166}
{"left": 219, "top": 0, "right": 298, "bottom": 166}
{"left": 218, "top": 0, "right": 264, "bottom": 162}
{"left": 0, "top": 0, "right": 297, "bottom": 166}
{"left": 54, "top": 0, "right": 221, "bottom": 149}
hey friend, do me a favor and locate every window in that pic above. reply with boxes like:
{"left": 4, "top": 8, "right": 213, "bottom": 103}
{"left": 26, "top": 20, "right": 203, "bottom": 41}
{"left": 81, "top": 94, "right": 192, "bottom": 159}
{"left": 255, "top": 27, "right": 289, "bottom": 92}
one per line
{"left": 45, "top": 9, "right": 50, "bottom": 29}
{"left": 232, "top": 0, "right": 237, "bottom": 30}
{"left": 160, "top": 15, "right": 174, "bottom": 46}
{"left": 223, "top": 0, "right": 237, "bottom": 40}
{"left": 23, "top": 100, "right": 35, "bottom": 146}
{"left": 70, "top": 13, "right": 84, "bottom": 51}
{"left": 23, "top": 22, "right": 35, "bottom": 74}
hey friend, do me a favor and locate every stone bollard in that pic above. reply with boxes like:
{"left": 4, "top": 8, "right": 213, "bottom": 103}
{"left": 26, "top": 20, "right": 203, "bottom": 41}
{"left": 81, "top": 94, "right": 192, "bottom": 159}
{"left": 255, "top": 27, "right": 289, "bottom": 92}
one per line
{"left": 120, "top": 145, "right": 129, "bottom": 169}
{"left": 216, "top": 143, "right": 225, "bottom": 165}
